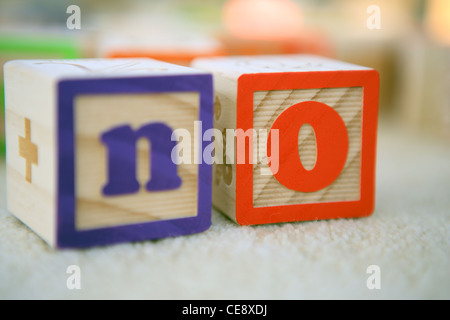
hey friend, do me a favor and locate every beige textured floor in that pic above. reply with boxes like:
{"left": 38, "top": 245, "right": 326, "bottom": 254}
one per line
{"left": 0, "top": 117, "right": 449, "bottom": 299}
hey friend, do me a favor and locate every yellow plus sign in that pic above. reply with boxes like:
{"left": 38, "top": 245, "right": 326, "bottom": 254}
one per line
{"left": 18, "top": 118, "right": 38, "bottom": 183}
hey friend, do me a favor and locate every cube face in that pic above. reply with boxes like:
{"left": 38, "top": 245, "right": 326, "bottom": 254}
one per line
{"left": 74, "top": 92, "right": 200, "bottom": 230}
{"left": 236, "top": 70, "right": 379, "bottom": 225}
{"left": 5, "top": 62, "right": 59, "bottom": 245}
{"left": 5, "top": 59, "right": 213, "bottom": 248}
{"left": 57, "top": 75, "right": 212, "bottom": 248}
{"left": 252, "top": 86, "right": 363, "bottom": 208}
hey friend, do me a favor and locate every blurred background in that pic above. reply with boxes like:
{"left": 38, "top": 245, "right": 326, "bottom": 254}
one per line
{"left": 1, "top": 0, "right": 449, "bottom": 155}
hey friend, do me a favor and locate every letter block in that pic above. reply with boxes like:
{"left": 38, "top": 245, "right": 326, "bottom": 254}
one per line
{"left": 4, "top": 58, "right": 213, "bottom": 248}
{"left": 192, "top": 54, "right": 379, "bottom": 225}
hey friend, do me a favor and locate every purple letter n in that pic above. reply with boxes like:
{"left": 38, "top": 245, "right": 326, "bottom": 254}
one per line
{"left": 101, "top": 122, "right": 182, "bottom": 196}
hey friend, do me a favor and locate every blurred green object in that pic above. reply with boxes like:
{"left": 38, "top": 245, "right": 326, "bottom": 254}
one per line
{"left": 0, "top": 34, "right": 80, "bottom": 57}
{"left": 0, "top": 32, "right": 80, "bottom": 158}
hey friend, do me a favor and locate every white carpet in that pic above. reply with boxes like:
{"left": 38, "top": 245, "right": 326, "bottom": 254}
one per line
{"left": 0, "top": 117, "right": 449, "bottom": 300}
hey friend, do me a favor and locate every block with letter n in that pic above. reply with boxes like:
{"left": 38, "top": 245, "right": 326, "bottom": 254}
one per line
{"left": 4, "top": 58, "right": 213, "bottom": 248}
{"left": 192, "top": 54, "right": 379, "bottom": 225}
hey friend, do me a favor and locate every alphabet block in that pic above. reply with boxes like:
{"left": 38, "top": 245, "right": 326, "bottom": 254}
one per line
{"left": 192, "top": 54, "right": 379, "bottom": 225}
{"left": 4, "top": 58, "right": 213, "bottom": 248}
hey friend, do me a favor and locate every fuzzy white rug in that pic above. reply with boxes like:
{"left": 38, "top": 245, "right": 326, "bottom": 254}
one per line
{"left": 0, "top": 118, "right": 449, "bottom": 300}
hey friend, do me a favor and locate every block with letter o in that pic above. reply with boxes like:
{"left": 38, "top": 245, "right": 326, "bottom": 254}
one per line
{"left": 193, "top": 54, "right": 379, "bottom": 225}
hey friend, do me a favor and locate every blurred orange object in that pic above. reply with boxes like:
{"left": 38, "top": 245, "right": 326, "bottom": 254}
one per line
{"left": 425, "top": 0, "right": 450, "bottom": 45}
{"left": 218, "top": 28, "right": 335, "bottom": 57}
{"left": 220, "top": 0, "right": 334, "bottom": 57}
{"left": 223, "top": 0, "right": 303, "bottom": 41}
{"left": 101, "top": 33, "right": 227, "bottom": 66}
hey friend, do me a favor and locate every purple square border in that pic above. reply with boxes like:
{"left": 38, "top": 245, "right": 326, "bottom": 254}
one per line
{"left": 56, "top": 74, "right": 213, "bottom": 248}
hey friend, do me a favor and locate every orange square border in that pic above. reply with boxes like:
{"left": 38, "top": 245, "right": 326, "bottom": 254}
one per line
{"left": 235, "top": 69, "right": 380, "bottom": 225}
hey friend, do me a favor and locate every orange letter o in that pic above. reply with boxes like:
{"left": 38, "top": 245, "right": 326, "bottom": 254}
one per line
{"left": 268, "top": 101, "right": 349, "bottom": 192}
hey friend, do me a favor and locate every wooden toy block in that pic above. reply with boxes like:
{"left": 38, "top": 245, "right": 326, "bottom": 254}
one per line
{"left": 4, "top": 58, "right": 213, "bottom": 248}
{"left": 192, "top": 54, "right": 379, "bottom": 225}
{"left": 0, "top": 30, "right": 81, "bottom": 156}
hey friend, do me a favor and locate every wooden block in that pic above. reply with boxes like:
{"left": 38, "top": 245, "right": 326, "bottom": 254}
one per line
{"left": 192, "top": 54, "right": 379, "bottom": 225}
{"left": 4, "top": 58, "right": 213, "bottom": 248}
